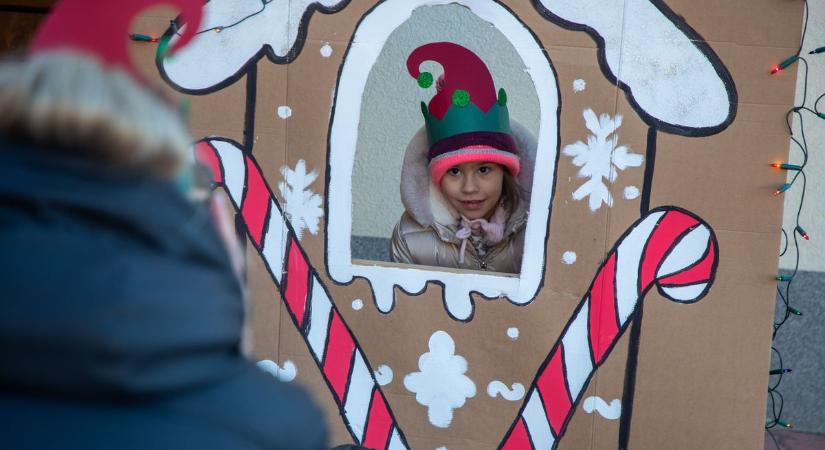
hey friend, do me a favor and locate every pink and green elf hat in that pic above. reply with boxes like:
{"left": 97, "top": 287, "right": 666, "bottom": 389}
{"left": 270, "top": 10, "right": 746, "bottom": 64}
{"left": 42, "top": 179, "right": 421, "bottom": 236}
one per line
{"left": 406, "top": 42, "right": 520, "bottom": 186}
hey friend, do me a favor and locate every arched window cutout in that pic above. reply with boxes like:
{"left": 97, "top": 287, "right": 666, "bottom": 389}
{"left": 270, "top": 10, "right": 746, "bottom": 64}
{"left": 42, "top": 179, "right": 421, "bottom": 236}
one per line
{"left": 326, "top": 0, "right": 559, "bottom": 322}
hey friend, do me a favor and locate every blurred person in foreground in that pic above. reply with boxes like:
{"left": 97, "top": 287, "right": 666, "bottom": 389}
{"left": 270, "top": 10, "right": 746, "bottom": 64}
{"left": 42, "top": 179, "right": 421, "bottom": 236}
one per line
{"left": 0, "top": 1, "right": 327, "bottom": 449}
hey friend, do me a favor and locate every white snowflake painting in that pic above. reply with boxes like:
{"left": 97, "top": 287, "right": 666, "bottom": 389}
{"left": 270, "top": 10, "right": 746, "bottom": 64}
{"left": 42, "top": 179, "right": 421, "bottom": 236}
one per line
{"left": 563, "top": 109, "right": 644, "bottom": 211}
{"left": 277, "top": 160, "right": 323, "bottom": 240}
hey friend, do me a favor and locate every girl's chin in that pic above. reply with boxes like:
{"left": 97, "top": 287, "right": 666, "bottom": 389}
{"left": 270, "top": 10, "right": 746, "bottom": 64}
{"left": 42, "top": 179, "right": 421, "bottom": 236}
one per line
{"left": 459, "top": 208, "right": 493, "bottom": 220}
{"left": 452, "top": 200, "right": 494, "bottom": 220}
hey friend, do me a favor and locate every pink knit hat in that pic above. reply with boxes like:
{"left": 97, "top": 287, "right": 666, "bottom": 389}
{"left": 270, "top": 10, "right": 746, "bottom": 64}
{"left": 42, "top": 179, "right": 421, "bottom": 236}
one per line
{"left": 406, "top": 42, "right": 520, "bottom": 186}
{"left": 30, "top": 0, "right": 203, "bottom": 84}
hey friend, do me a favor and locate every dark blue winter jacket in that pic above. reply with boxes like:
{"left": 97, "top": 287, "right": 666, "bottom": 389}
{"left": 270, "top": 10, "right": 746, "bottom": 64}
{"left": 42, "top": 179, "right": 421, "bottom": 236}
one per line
{"left": 0, "top": 139, "right": 328, "bottom": 449}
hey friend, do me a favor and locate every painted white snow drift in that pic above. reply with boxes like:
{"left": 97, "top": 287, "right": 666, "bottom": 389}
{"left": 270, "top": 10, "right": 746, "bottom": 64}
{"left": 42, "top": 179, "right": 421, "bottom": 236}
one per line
{"left": 404, "top": 331, "right": 476, "bottom": 428}
{"left": 162, "top": 0, "right": 348, "bottom": 90}
{"left": 537, "top": 0, "right": 731, "bottom": 129}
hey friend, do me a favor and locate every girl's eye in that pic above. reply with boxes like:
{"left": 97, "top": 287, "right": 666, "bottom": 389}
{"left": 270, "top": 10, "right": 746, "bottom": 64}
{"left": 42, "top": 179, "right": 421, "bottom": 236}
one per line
{"left": 447, "top": 167, "right": 461, "bottom": 176}
{"left": 478, "top": 165, "right": 491, "bottom": 174}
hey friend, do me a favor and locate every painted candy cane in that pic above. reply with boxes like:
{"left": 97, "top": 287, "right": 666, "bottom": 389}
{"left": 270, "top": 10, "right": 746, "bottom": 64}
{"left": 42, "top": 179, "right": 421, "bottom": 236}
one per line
{"left": 195, "top": 138, "right": 409, "bottom": 450}
{"left": 499, "top": 207, "right": 718, "bottom": 450}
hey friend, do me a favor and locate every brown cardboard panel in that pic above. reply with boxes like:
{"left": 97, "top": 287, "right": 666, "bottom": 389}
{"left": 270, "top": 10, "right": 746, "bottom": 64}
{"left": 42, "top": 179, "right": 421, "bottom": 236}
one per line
{"left": 126, "top": 1, "right": 803, "bottom": 449}
{"left": 280, "top": 40, "right": 347, "bottom": 267}
{"left": 251, "top": 60, "right": 290, "bottom": 136}
{"left": 556, "top": 382, "right": 597, "bottom": 450}
{"left": 650, "top": 124, "right": 792, "bottom": 234}
{"left": 279, "top": 352, "right": 358, "bottom": 447}
{"left": 668, "top": 0, "right": 805, "bottom": 49}
{"left": 736, "top": 101, "right": 803, "bottom": 137}
{"left": 589, "top": 334, "right": 629, "bottom": 450}
{"left": 545, "top": 44, "right": 621, "bottom": 297}
{"left": 294, "top": 280, "right": 589, "bottom": 449}
{"left": 628, "top": 229, "right": 778, "bottom": 450}
{"left": 247, "top": 243, "right": 282, "bottom": 361}
{"left": 508, "top": 1, "right": 607, "bottom": 50}
{"left": 599, "top": 104, "right": 652, "bottom": 247}
{"left": 718, "top": 42, "right": 801, "bottom": 106}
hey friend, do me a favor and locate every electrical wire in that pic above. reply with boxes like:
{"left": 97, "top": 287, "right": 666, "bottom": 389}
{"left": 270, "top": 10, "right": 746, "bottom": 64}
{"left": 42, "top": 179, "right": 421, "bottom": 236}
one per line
{"left": 767, "top": 1, "right": 813, "bottom": 444}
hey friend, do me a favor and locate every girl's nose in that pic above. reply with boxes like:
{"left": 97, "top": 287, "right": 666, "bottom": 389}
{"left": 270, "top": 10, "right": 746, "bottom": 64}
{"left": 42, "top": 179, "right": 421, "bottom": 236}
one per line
{"left": 461, "top": 173, "right": 479, "bottom": 193}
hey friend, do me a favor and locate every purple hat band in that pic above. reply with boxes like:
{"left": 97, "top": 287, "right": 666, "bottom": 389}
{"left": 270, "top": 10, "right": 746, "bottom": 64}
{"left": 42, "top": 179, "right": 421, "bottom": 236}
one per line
{"left": 427, "top": 131, "right": 517, "bottom": 162}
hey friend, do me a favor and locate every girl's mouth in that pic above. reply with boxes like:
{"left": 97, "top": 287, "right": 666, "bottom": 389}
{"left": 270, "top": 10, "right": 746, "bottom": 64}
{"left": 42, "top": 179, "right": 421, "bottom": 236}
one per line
{"left": 461, "top": 200, "right": 485, "bottom": 210}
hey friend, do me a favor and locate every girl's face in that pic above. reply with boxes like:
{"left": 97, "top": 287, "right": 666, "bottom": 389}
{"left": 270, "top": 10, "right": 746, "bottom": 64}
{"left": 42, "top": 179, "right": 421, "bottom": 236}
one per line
{"left": 440, "top": 161, "right": 504, "bottom": 220}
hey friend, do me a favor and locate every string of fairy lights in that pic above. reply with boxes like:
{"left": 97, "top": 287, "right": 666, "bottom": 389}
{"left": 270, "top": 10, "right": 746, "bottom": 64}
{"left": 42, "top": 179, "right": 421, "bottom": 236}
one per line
{"left": 766, "top": 0, "right": 817, "bottom": 447}
{"left": 130, "top": 0, "right": 274, "bottom": 44}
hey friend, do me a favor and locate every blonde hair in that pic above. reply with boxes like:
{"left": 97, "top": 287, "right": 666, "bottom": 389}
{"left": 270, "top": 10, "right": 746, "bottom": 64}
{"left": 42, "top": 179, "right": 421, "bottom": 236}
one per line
{"left": 0, "top": 52, "right": 191, "bottom": 178}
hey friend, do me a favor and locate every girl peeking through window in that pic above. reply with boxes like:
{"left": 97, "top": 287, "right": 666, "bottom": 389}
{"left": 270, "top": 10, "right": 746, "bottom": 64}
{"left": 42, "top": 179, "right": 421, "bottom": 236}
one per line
{"left": 391, "top": 42, "right": 535, "bottom": 273}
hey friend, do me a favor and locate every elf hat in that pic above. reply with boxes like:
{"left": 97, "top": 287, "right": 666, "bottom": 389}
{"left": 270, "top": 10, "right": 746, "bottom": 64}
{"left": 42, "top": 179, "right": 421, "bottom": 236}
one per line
{"left": 29, "top": 0, "right": 203, "bottom": 84}
{"left": 406, "top": 42, "right": 520, "bottom": 186}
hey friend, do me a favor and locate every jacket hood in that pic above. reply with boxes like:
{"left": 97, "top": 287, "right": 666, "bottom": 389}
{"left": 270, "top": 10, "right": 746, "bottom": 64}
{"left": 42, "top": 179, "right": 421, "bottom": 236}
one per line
{"left": 0, "top": 139, "right": 247, "bottom": 399}
{"left": 400, "top": 120, "right": 536, "bottom": 242}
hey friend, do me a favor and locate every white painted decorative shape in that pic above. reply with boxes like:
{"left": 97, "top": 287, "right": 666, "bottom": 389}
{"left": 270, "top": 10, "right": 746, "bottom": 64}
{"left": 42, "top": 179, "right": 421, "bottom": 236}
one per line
{"left": 277, "top": 105, "right": 292, "bottom": 119}
{"left": 582, "top": 396, "right": 622, "bottom": 420}
{"left": 537, "top": 0, "right": 732, "bottom": 130}
{"left": 404, "top": 331, "right": 476, "bottom": 428}
{"left": 256, "top": 359, "right": 297, "bottom": 382}
{"left": 506, "top": 327, "right": 520, "bottom": 340}
{"left": 320, "top": 42, "right": 333, "bottom": 58}
{"left": 563, "top": 109, "right": 644, "bottom": 211}
{"left": 375, "top": 364, "right": 394, "bottom": 386}
{"left": 162, "top": 0, "right": 349, "bottom": 90}
{"left": 487, "top": 381, "right": 526, "bottom": 401}
{"left": 624, "top": 185, "right": 641, "bottom": 200}
{"left": 278, "top": 160, "right": 323, "bottom": 240}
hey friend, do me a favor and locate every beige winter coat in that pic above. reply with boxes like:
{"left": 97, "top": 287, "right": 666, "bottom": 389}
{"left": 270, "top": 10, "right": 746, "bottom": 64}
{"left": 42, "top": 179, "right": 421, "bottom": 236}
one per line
{"left": 390, "top": 210, "right": 526, "bottom": 273}
{"left": 388, "top": 122, "right": 536, "bottom": 274}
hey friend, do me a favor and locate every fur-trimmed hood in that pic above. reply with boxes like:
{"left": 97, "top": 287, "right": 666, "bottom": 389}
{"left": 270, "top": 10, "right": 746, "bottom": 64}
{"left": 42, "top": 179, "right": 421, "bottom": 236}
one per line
{"left": 399, "top": 121, "right": 537, "bottom": 243}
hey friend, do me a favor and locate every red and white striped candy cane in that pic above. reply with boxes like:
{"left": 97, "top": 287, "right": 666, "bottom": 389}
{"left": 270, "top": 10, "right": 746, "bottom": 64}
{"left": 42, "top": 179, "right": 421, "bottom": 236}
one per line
{"left": 499, "top": 207, "right": 718, "bottom": 450}
{"left": 195, "top": 138, "right": 409, "bottom": 450}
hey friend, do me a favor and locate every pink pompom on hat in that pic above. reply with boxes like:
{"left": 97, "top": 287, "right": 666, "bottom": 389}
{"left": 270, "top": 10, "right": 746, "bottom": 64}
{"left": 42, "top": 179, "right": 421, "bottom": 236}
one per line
{"left": 406, "top": 42, "right": 520, "bottom": 186}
